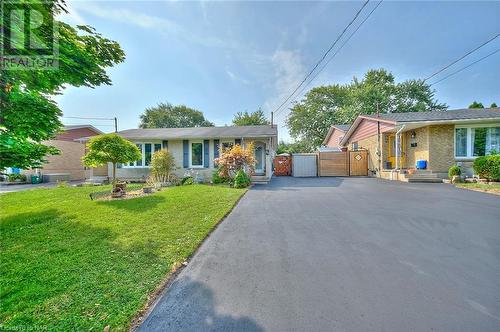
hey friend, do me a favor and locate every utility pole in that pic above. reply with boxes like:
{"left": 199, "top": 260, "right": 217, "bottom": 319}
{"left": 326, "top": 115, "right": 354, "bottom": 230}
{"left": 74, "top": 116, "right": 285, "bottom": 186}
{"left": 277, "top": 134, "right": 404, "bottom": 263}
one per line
{"left": 271, "top": 112, "right": 274, "bottom": 128}
{"left": 376, "top": 102, "right": 381, "bottom": 177}
{"left": 114, "top": 117, "right": 118, "bottom": 133}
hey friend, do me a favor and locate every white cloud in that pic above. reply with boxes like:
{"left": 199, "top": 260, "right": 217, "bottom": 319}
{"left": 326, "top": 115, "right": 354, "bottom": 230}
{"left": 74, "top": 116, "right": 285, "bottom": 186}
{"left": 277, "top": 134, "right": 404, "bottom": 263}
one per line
{"left": 226, "top": 70, "right": 250, "bottom": 85}
{"left": 263, "top": 49, "right": 306, "bottom": 142}
{"left": 57, "top": 2, "right": 86, "bottom": 26}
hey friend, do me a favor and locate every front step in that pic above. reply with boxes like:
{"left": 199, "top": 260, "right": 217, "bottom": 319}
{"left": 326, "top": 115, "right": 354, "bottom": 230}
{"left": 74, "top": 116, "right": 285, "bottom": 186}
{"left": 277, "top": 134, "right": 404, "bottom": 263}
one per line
{"left": 251, "top": 176, "right": 269, "bottom": 184}
{"left": 407, "top": 177, "right": 443, "bottom": 183}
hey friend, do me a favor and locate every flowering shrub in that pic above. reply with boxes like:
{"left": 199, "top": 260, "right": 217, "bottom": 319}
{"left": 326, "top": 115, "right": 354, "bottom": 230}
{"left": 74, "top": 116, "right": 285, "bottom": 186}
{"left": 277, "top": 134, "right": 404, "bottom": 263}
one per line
{"left": 214, "top": 142, "right": 255, "bottom": 179}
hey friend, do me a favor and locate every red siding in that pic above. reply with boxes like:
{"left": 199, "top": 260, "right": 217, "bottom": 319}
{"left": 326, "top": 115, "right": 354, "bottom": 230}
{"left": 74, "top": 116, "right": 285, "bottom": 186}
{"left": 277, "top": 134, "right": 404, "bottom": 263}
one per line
{"left": 349, "top": 119, "right": 394, "bottom": 143}
{"left": 56, "top": 127, "right": 101, "bottom": 141}
{"left": 325, "top": 129, "right": 346, "bottom": 149}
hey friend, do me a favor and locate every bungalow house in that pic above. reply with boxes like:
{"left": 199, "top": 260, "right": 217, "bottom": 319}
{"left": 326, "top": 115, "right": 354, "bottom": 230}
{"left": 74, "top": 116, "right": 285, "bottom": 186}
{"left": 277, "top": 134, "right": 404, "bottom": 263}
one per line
{"left": 338, "top": 108, "right": 500, "bottom": 181}
{"left": 322, "top": 124, "right": 350, "bottom": 151}
{"left": 112, "top": 125, "right": 278, "bottom": 182}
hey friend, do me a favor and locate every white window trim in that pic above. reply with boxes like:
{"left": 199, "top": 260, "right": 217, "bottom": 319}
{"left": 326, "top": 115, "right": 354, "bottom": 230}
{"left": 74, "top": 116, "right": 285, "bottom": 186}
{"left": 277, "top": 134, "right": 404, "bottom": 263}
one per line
{"left": 123, "top": 142, "right": 162, "bottom": 168}
{"left": 190, "top": 140, "right": 204, "bottom": 168}
{"left": 454, "top": 124, "right": 500, "bottom": 159}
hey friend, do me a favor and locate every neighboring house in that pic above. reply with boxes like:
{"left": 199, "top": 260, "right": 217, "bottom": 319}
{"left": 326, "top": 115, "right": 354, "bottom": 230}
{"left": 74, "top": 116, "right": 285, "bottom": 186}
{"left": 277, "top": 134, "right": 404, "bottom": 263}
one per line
{"left": 23, "top": 125, "right": 108, "bottom": 181}
{"left": 322, "top": 124, "right": 350, "bottom": 151}
{"left": 112, "top": 125, "right": 278, "bottom": 182}
{"left": 339, "top": 108, "right": 500, "bottom": 180}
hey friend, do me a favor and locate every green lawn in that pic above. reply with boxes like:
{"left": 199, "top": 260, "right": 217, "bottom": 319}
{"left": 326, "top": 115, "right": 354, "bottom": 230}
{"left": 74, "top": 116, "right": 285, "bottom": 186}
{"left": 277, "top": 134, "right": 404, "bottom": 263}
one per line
{"left": 455, "top": 182, "right": 500, "bottom": 195}
{"left": 0, "top": 184, "right": 245, "bottom": 331}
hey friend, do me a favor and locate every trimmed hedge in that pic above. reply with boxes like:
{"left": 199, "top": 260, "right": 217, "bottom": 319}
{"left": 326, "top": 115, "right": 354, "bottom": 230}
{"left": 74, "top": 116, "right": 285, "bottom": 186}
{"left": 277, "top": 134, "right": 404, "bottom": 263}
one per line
{"left": 473, "top": 154, "right": 500, "bottom": 181}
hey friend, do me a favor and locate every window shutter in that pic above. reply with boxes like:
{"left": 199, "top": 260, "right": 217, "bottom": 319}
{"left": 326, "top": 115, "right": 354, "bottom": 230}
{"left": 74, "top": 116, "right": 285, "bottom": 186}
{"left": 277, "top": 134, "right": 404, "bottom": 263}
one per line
{"left": 162, "top": 140, "right": 168, "bottom": 150}
{"left": 204, "top": 140, "right": 209, "bottom": 168}
{"left": 235, "top": 138, "right": 241, "bottom": 145}
{"left": 183, "top": 140, "right": 189, "bottom": 168}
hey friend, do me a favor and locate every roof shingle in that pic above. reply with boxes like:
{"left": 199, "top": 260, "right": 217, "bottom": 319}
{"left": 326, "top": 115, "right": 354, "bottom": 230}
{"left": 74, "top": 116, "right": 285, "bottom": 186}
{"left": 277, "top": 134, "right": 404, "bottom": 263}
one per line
{"left": 363, "top": 108, "right": 500, "bottom": 123}
{"left": 116, "top": 125, "right": 278, "bottom": 140}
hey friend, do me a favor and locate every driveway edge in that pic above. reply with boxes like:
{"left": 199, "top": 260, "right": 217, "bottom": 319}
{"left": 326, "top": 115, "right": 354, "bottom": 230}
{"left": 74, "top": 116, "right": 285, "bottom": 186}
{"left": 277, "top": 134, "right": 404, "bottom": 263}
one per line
{"left": 128, "top": 188, "right": 249, "bottom": 331}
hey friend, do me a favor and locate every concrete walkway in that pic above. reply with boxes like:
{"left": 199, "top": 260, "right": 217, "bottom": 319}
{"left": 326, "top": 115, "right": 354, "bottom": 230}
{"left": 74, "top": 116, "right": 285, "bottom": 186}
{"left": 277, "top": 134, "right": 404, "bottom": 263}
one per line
{"left": 138, "top": 177, "right": 500, "bottom": 332}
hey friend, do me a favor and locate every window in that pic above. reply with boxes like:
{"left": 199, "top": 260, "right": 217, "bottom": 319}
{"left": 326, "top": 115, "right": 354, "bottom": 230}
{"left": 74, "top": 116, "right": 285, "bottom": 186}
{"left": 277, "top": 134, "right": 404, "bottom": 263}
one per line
{"left": 455, "top": 128, "right": 467, "bottom": 157}
{"left": 222, "top": 141, "right": 234, "bottom": 151}
{"left": 125, "top": 142, "right": 162, "bottom": 167}
{"left": 144, "top": 143, "right": 152, "bottom": 166}
{"left": 191, "top": 142, "right": 203, "bottom": 167}
{"left": 455, "top": 126, "right": 500, "bottom": 158}
{"left": 352, "top": 142, "right": 358, "bottom": 151}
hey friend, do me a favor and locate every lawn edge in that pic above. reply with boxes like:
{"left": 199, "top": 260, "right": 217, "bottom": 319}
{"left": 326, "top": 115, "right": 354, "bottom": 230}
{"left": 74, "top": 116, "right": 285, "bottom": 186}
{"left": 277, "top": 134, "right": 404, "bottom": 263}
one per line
{"left": 127, "top": 187, "right": 249, "bottom": 331}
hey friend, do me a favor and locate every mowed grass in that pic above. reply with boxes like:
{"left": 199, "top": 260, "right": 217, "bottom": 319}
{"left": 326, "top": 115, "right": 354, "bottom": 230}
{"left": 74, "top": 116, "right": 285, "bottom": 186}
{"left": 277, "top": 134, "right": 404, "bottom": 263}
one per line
{"left": 455, "top": 182, "right": 500, "bottom": 195}
{"left": 0, "top": 184, "right": 245, "bottom": 331}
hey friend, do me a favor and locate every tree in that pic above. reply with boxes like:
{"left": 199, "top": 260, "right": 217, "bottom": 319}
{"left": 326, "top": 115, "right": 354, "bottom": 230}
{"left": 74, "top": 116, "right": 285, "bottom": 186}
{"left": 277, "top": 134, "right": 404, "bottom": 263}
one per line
{"left": 83, "top": 134, "right": 141, "bottom": 186}
{"left": 0, "top": 1, "right": 125, "bottom": 170}
{"left": 139, "top": 103, "right": 213, "bottom": 128}
{"left": 286, "top": 69, "right": 447, "bottom": 148}
{"left": 150, "top": 150, "right": 176, "bottom": 183}
{"left": 469, "top": 101, "right": 484, "bottom": 109}
{"left": 490, "top": 103, "right": 498, "bottom": 108}
{"left": 276, "top": 140, "right": 315, "bottom": 154}
{"left": 232, "top": 109, "right": 270, "bottom": 126}
{"left": 214, "top": 142, "right": 255, "bottom": 179}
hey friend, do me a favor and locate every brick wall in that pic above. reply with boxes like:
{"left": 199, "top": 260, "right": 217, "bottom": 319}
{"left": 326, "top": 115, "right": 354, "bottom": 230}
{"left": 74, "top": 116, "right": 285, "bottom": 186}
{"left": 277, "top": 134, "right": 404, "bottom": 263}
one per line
{"left": 405, "top": 126, "right": 429, "bottom": 169}
{"left": 428, "top": 125, "right": 455, "bottom": 172}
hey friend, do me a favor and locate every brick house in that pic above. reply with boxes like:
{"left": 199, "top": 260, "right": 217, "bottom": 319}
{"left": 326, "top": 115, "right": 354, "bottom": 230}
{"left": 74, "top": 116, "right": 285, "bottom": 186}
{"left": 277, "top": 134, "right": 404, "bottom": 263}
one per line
{"left": 24, "top": 125, "right": 108, "bottom": 181}
{"left": 336, "top": 108, "right": 500, "bottom": 181}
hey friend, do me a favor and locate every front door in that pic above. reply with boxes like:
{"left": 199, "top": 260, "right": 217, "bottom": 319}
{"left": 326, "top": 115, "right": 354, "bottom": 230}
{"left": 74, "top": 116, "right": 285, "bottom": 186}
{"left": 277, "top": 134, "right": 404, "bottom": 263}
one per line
{"left": 254, "top": 143, "right": 265, "bottom": 175}
{"left": 387, "top": 134, "right": 406, "bottom": 168}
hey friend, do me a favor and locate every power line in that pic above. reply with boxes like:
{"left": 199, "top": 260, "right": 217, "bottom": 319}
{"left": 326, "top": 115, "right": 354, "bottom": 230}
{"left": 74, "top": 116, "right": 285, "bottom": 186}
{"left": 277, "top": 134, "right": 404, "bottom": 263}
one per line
{"left": 430, "top": 48, "right": 500, "bottom": 86}
{"left": 62, "top": 116, "right": 115, "bottom": 120}
{"left": 424, "top": 33, "right": 500, "bottom": 82}
{"left": 274, "top": 0, "right": 383, "bottom": 120}
{"left": 272, "top": 0, "right": 371, "bottom": 117}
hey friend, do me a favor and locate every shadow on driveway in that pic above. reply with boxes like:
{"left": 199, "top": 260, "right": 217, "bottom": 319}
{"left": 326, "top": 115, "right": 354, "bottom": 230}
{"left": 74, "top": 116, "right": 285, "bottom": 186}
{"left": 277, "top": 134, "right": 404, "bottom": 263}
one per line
{"left": 138, "top": 277, "right": 263, "bottom": 332}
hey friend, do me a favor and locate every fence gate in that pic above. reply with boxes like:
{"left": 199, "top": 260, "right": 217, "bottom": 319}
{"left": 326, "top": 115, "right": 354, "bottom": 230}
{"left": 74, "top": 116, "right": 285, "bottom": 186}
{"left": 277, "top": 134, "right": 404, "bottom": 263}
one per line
{"left": 273, "top": 155, "right": 292, "bottom": 176}
{"left": 318, "top": 151, "right": 349, "bottom": 176}
{"left": 349, "top": 150, "right": 368, "bottom": 176}
{"left": 292, "top": 153, "right": 317, "bottom": 177}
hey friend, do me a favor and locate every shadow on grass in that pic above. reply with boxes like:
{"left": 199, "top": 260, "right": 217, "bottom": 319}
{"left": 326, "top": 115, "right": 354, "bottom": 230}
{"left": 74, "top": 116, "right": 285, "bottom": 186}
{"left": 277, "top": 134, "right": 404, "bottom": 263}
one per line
{"left": 139, "top": 277, "right": 263, "bottom": 332}
{"left": 95, "top": 194, "right": 167, "bottom": 211}
{"left": 1, "top": 208, "right": 166, "bottom": 331}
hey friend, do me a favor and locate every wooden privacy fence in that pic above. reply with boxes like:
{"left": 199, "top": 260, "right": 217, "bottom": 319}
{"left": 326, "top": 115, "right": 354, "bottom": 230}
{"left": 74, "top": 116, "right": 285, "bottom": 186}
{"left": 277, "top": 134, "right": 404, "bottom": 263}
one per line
{"left": 317, "top": 150, "right": 368, "bottom": 177}
{"left": 273, "top": 155, "right": 292, "bottom": 176}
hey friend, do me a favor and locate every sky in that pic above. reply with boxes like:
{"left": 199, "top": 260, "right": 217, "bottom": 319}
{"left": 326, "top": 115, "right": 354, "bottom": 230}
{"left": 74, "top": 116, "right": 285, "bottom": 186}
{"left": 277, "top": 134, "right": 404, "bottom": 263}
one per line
{"left": 57, "top": 0, "right": 500, "bottom": 141}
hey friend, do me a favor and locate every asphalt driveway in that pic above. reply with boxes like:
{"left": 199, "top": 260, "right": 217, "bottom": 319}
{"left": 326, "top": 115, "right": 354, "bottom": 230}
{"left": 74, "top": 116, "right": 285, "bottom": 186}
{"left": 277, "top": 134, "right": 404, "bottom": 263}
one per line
{"left": 138, "top": 177, "right": 500, "bottom": 331}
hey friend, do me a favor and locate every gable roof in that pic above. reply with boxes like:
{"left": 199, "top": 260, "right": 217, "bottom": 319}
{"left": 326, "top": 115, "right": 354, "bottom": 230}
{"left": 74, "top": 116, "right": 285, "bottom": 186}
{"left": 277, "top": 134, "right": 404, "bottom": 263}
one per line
{"left": 62, "top": 125, "right": 104, "bottom": 134}
{"left": 116, "top": 125, "right": 278, "bottom": 140}
{"left": 362, "top": 108, "right": 500, "bottom": 123}
{"left": 322, "top": 124, "right": 351, "bottom": 145}
{"left": 340, "top": 108, "right": 500, "bottom": 146}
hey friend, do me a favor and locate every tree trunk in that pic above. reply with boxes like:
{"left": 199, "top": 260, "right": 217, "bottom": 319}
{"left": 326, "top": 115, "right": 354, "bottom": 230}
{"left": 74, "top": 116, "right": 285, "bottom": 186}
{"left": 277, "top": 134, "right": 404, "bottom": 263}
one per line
{"left": 112, "top": 162, "right": 117, "bottom": 188}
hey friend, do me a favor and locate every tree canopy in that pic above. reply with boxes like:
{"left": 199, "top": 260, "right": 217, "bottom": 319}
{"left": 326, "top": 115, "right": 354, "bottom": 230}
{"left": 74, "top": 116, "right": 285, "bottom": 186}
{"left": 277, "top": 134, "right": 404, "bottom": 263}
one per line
{"left": 139, "top": 103, "right": 214, "bottom": 128}
{"left": 469, "top": 101, "right": 485, "bottom": 109}
{"left": 286, "top": 69, "right": 447, "bottom": 149}
{"left": 83, "top": 134, "right": 141, "bottom": 183}
{"left": 468, "top": 101, "right": 497, "bottom": 108}
{"left": 232, "top": 109, "right": 270, "bottom": 126}
{"left": 0, "top": 0, "right": 125, "bottom": 169}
